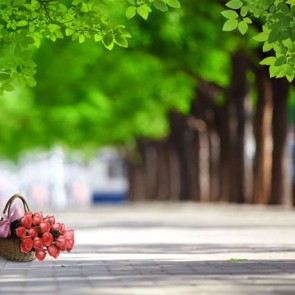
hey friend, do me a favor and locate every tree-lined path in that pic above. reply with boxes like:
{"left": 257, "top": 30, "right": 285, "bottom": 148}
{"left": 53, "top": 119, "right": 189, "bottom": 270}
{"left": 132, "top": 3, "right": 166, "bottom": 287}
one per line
{"left": 1, "top": 203, "right": 295, "bottom": 294}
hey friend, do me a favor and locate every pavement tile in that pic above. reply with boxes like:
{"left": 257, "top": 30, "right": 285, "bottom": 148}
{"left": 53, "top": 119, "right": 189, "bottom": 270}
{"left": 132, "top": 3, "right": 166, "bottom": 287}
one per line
{"left": 1, "top": 203, "right": 295, "bottom": 294}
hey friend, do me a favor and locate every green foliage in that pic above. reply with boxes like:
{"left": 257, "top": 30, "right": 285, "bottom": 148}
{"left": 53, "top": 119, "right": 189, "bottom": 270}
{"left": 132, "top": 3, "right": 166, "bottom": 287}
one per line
{"left": 222, "top": 0, "right": 295, "bottom": 81}
{"left": 1, "top": 38, "right": 194, "bottom": 156}
{"left": 0, "top": 0, "right": 179, "bottom": 95}
{"left": 126, "top": 0, "right": 180, "bottom": 20}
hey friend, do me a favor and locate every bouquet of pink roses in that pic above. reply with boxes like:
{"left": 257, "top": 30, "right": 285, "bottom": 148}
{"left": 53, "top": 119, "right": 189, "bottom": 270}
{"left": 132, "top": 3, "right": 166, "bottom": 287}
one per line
{"left": 12, "top": 211, "right": 74, "bottom": 261}
{"left": 0, "top": 194, "right": 74, "bottom": 261}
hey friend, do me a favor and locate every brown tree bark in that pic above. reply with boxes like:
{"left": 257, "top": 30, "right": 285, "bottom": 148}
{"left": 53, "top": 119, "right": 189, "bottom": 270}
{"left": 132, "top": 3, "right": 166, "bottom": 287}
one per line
{"left": 268, "top": 78, "right": 290, "bottom": 204}
{"left": 168, "top": 111, "right": 200, "bottom": 201}
{"left": 251, "top": 68, "right": 273, "bottom": 204}
{"left": 126, "top": 155, "right": 147, "bottom": 201}
{"left": 227, "top": 51, "right": 248, "bottom": 203}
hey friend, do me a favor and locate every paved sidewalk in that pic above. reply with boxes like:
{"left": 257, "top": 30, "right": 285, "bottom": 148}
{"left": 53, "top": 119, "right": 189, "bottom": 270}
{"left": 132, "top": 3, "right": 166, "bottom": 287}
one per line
{"left": 1, "top": 203, "right": 295, "bottom": 294}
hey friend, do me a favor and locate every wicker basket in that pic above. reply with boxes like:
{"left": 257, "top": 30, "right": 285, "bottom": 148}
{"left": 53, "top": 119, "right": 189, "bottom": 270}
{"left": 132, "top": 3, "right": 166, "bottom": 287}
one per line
{"left": 0, "top": 194, "right": 35, "bottom": 262}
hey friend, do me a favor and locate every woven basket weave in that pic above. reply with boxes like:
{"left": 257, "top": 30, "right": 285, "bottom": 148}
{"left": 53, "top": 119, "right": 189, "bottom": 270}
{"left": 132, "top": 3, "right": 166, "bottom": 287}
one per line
{"left": 0, "top": 194, "right": 35, "bottom": 262}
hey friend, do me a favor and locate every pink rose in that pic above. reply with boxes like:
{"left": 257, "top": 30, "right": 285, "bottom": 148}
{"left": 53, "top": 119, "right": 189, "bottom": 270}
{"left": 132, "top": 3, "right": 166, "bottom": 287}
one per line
{"left": 28, "top": 227, "right": 39, "bottom": 238}
{"left": 33, "top": 237, "right": 44, "bottom": 251}
{"left": 39, "top": 222, "right": 51, "bottom": 233}
{"left": 55, "top": 236, "right": 67, "bottom": 251}
{"left": 20, "top": 212, "right": 32, "bottom": 228}
{"left": 64, "top": 229, "right": 74, "bottom": 240}
{"left": 66, "top": 238, "right": 74, "bottom": 252}
{"left": 42, "top": 232, "right": 53, "bottom": 247}
{"left": 45, "top": 215, "right": 55, "bottom": 225}
{"left": 15, "top": 226, "right": 27, "bottom": 238}
{"left": 20, "top": 236, "right": 33, "bottom": 253}
{"left": 51, "top": 223, "right": 59, "bottom": 232}
{"left": 32, "top": 212, "right": 43, "bottom": 226}
{"left": 35, "top": 250, "right": 47, "bottom": 261}
{"left": 48, "top": 245, "right": 60, "bottom": 259}
{"left": 51, "top": 222, "right": 65, "bottom": 234}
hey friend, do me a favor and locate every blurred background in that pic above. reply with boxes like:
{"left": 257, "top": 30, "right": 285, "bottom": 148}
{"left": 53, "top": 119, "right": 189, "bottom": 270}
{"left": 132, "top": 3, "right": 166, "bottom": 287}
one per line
{"left": 0, "top": 0, "right": 294, "bottom": 209}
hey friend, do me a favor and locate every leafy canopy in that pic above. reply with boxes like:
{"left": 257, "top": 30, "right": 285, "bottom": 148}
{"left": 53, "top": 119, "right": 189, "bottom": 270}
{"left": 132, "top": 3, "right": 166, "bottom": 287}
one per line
{"left": 222, "top": 0, "right": 295, "bottom": 82}
{"left": 0, "top": 0, "right": 180, "bottom": 94}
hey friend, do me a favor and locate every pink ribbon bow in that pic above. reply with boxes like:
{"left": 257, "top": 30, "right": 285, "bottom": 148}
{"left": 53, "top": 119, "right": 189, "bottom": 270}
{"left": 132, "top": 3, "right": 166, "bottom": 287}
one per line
{"left": 0, "top": 204, "right": 24, "bottom": 238}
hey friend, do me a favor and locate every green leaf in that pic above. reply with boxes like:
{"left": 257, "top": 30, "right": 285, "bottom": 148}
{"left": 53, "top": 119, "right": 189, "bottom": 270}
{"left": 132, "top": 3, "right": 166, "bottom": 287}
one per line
{"left": 94, "top": 34, "right": 102, "bottom": 42}
{"left": 240, "top": 6, "right": 248, "bottom": 17}
{"left": 153, "top": 0, "right": 168, "bottom": 11}
{"left": 137, "top": 4, "right": 151, "bottom": 20}
{"left": 253, "top": 31, "right": 269, "bottom": 42}
{"left": 262, "top": 42, "right": 273, "bottom": 52}
{"left": 114, "top": 36, "right": 128, "bottom": 48}
{"left": 22, "top": 67, "right": 36, "bottom": 75}
{"left": 21, "top": 59, "right": 36, "bottom": 67}
{"left": 283, "top": 64, "right": 294, "bottom": 76}
{"left": 80, "top": 2, "right": 88, "bottom": 12}
{"left": 269, "top": 65, "right": 282, "bottom": 78}
{"left": 17, "top": 20, "right": 28, "bottom": 27}
{"left": 222, "top": 19, "right": 238, "bottom": 31}
{"left": 225, "top": 0, "right": 243, "bottom": 9}
{"left": 72, "top": 0, "right": 81, "bottom": 5}
{"left": 166, "top": 0, "right": 181, "bottom": 8}
{"left": 288, "top": 57, "right": 295, "bottom": 66}
{"left": 278, "top": 3, "right": 289, "bottom": 13}
{"left": 25, "top": 76, "right": 36, "bottom": 87}
{"left": 65, "top": 28, "right": 75, "bottom": 36}
{"left": 268, "top": 29, "right": 280, "bottom": 43}
{"left": 286, "top": 74, "right": 294, "bottom": 82}
{"left": 238, "top": 21, "right": 248, "bottom": 35}
{"left": 259, "top": 56, "right": 276, "bottom": 66}
{"left": 243, "top": 17, "right": 252, "bottom": 24}
{"left": 102, "top": 33, "right": 113, "bottom": 47}
{"left": 221, "top": 10, "right": 239, "bottom": 19}
{"left": 274, "top": 56, "right": 286, "bottom": 66}
{"left": 126, "top": 6, "right": 137, "bottom": 19}
{"left": 78, "top": 34, "right": 85, "bottom": 43}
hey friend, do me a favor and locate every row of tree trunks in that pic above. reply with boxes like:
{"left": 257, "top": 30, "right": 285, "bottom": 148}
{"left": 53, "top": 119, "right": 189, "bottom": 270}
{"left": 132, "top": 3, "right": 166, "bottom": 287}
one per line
{"left": 126, "top": 50, "right": 291, "bottom": 205}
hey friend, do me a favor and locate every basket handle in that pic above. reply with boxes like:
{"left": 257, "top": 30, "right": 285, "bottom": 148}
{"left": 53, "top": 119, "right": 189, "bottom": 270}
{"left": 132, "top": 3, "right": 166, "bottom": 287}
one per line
{"left": 3, "top": 194, "right": 30, "bottom": 216}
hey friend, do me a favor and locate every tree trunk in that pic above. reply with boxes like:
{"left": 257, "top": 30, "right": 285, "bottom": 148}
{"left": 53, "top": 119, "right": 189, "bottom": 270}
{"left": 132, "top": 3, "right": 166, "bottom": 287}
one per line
{"left": 215, "top": 106, "right": 232, "bottom": 202}
{"left": 252, "top": 68, "right": 273, "bottom": 204}
{"left": 268, "top": 78, "right": 289, "bottom": 204}
{"left": 228, "top": 51, "right": 248, "bottom": 203}
{"left": 168, "top": 111, "right": 200, "bottom": 201}
{"left": 126, "top": 156, "right": 147, "bottom": 201}
{"left": 208, "top": 127, "right": 220, "bottom": 201}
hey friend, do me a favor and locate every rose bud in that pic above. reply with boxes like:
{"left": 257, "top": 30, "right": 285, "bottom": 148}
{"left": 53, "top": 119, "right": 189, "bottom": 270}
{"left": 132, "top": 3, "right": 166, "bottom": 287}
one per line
{"left": 48, "top": 245, "right": 60, "bottom": 259}
{"left": 35, "top": 250, "right": 47, "bottom": 261}
{"left": 66, "top": 238, "right": 74, "bottom": 252}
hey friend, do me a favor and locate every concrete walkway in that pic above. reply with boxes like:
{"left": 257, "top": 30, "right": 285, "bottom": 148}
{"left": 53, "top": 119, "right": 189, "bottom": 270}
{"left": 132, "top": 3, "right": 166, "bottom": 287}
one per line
{"left": 1, "top": 203, "right": 295, "bottom": 294}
